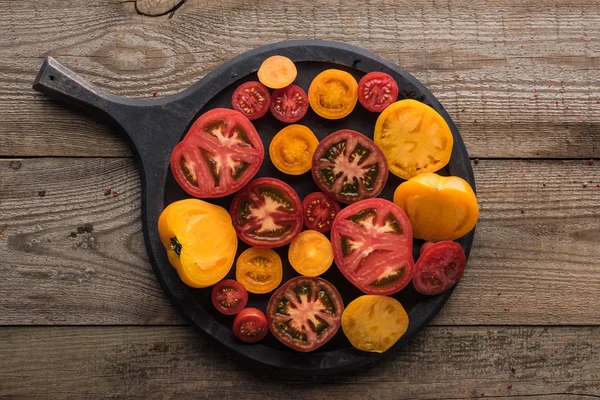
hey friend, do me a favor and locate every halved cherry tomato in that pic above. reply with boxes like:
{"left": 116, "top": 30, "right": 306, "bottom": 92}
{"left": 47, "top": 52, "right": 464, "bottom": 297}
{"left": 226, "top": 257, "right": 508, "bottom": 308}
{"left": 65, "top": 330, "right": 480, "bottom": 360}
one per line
{"left": 170, "top": 108, "right": 264, "bottom": 198}
{"left": 267, "top": 276, "right": 343, "bottom": 352}
{"left": 288, "top": 230, "right": 334, "bottom": 277}
{"left": 358, "top": 72, "right": 399, "bottom": 113}
{"left": 270, "top": 84, "right": 309, "bottom": 123}
{"left": 230, "top": 177, "right": 303, "bottom": 248}
{"left": 302, "top": 192, "right": 341, "bottom": 233}
{"left": 342, "top": 295, "right": 409, "bottom": 353}
{"left": 233, "top": 308, "right": 268, "bottom": 343}
{"left": 269, "top": 125, "right": 319, "bottom": 175}
{"left": 257, "top": 55, "right": 297, "bottom": 89}
{"left": 211, "top": 279, "right": 248, "bottom": 315}
{"left": 308, "top": 69, "right": 358, "bottom": 119}
{"left": 374, "top": 99, "right": 453, "bottom": 180}
{"left": 331, "top": 198, "right": 414, "bottom": 295}
{"left": 236, "top": 247, "right": 283, "bottom": 294}
{"left": 413, "top": 241, "right": 466, "bottom": 296}
{"left": 312, "top": 129, "right": 388, "bottom": 204}
{"left": 231, "top": 81, "right": 270, "bottom": 120}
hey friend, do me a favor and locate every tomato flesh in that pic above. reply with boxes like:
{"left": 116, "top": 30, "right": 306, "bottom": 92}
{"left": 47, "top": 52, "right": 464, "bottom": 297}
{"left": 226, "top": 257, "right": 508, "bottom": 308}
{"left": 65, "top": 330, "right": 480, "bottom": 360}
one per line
{"left": 413, "top": 241, "right": 466, "bottom": 295}
{"left": 236, "top": 247, "right": 283, "bottom": 294}
{"left": 288, "top": 230, "right": 334, "bottom": 277}
{"left": 312, "top": 129, "right": 388, "bottom": 204}
{"left": 357, "top": 72, "right": 399, "bottom": 113}
{"left": 302, "top": 192, "right": 340, "bottom": 232}
{"left": 231, "top": 81, "right": 270, "bottom": 120}
{"left": 331, "top": 198, "right": 414, "bottom": 295}
{"left": 270, "top": 85, "right": 309, "bottom": 123}
{"left": 267, "top": 276, "right": 343, "bottom": 352}
{"left": 230, "top": 177, "right": 303, "bottom": 248}
{"left": 211, "top": 279, "right": 248, "bottom": 315}
{"left": 233, "top": 308, "right": 268, "bottom": 343}
{"left": 308, "top": 69, "right": 358, "bottom": 119}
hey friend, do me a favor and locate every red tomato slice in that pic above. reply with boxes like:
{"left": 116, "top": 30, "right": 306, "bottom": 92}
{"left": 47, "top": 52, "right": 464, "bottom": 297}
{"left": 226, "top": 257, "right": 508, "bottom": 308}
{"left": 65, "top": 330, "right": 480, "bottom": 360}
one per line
{"left": 412, "top": 241, "right": 466, "bottom": 296}
{"left": 170, "top": 108, "right": 264, "bottom": 198}
{"left": 266, "top": 276, "right": 344, "bottom": 352}
{"left": 211, "top": 279, "right": 248, "bottom": 315}
{"left": 230, "top": 177, "right": 303, "bottom": 248}
{"left": 231, "top": 81, "right": 271, "bottom": 120}
{"left": 420, "top": 241, "right": 435, "bottom": 255}
{"left": 331, "top": 198, "right": 414, "bottom": 295}
{"left": 311, "top": 129, "right": 388, "bottom": 204}
{"left": 270, "top": 84, "right": 309, "bottom": 123}
{"left": 302, "top": 192, "right": 341, "bottom": 233}
{"left": 232, "top": 308, "right": 268, "bottom": 343}
{"left": 357, "top": 72, "right": 399, "bottom": 113}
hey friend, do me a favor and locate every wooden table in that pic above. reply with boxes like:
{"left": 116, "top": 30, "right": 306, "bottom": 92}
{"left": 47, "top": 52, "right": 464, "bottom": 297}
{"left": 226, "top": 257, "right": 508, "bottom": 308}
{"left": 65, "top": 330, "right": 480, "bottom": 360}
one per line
{"left": 1, "top": 0, "right": 599, "bottom": 398}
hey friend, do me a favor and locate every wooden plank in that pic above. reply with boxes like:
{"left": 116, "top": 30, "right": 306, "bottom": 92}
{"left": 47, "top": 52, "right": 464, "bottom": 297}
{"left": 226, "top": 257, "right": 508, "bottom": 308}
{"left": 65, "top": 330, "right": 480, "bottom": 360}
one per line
{"left": 1, "top": 157, "right": 599, "bottom": 326}
{"left": 1, "top": 0, "right": 599, "bottom": 158}
{"left": 0, "top": 325, "right": 598, "bottom": 399}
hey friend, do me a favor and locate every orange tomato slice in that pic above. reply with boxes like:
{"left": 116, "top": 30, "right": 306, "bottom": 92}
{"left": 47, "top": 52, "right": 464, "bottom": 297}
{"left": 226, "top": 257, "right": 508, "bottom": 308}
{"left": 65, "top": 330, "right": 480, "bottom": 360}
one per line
{"left": 308, "top": 69, "right": 358, "bottom": 119}
{"left": 288, "top": 230, "right": 334, "bottom": 276}
{"left": 236, "top": 247, "right": 283, "bottom": 294}
{"left": 257, "top": 55, "right": 297, "bottom": 89}
{"left": 269, "top": 124, "right": 319, "bottom": 175}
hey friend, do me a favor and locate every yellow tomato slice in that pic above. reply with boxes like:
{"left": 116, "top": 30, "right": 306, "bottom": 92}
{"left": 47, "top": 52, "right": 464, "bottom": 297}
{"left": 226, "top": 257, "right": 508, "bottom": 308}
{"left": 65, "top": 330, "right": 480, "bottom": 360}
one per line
{"left": 374, "top": 99, "right": 453, "bottom": 180}
{"left": 158, "top": 199, "right": 238, "bottom": 288}
{"left": 393, "top": 172, "right": 479, "bottom": 241}
{"left": 236, "top": 247, "right": 283, "bottom": 294}
{"left": 269, "top": 124, "right": 319, "bottom": 175}
{"left": 308, "top": 69, "right": 358, "bottom": 119}
{"left": 288, "top": 230, "right": 334, "bottom": 276}
{"left": 257, "top": 55, "right": 297, "bottom": 89}
{"left": 342, "top": 295, "right": 409, "bottom": 353}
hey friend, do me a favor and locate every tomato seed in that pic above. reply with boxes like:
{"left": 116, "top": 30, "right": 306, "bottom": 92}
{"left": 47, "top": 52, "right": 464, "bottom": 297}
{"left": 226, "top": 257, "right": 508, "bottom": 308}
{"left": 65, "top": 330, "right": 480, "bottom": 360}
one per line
{"left": 543, "top": 376, "right": 547, "bottom": 381}
{"left": 508, "top": 384, "right": 512, "bottom": 389}
{"left": 588, "top": 159, "right": 594, "bottom": 165}
{"left": 103, "top": 188, "right": 112, "bottom": 196}
{"left": 152, "top": 91, "right": 157, "bottom": 97}
{"left": 112, "top": 191, "right": 118, "bottom": 198}
{"left": 554, "top": 349, "right": 558, "bottom": 353}
{"left": 498, "top": 292, "right": 502, "bottom": 296}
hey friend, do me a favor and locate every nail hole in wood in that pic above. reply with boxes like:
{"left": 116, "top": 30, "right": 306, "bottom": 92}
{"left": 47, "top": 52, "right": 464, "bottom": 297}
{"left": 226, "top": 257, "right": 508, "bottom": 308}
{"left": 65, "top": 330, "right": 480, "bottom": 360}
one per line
{"left": 49, "top": 75, "right": 55, "bottom": 81}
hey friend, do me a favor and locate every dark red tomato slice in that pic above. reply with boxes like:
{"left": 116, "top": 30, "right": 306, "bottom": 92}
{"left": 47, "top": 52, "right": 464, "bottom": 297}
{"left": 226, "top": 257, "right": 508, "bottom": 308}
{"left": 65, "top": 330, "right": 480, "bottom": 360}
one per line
{"left": 170, "top": 108, "right": 264, "bottom": 198}
{"left": 211, "top": 279, "right": 248, "bottom": 315}
{"left": 230, "top": 177, "right": 303, "bottom": 248}
{"left": 266, "top": 276, "right": 343, "bottom": 352}
{"left": 231, "top": 81, "right": 271, "bottom": 120}
{"left": 357, "top": 72, "right": 399, "bottom": 113}
{"left": 331, "top": 198, "right": 414, "bottom": 295}
{"left": 302, "top": 192, "right": 341, "bottom": 233}
{"left": 311, "top": 129, "right": 388, "bottom": 204}
{"left": 270, "top": 84, "right": 309, "bottom": 123}
{"left": 413, "top": 241, "right": 466, "bottom": 296}
{"left": 420, "top": 241, "right": 435, "bottom": 255}
{"left": 232, "top": 308, "right": 268, "bottom": 343}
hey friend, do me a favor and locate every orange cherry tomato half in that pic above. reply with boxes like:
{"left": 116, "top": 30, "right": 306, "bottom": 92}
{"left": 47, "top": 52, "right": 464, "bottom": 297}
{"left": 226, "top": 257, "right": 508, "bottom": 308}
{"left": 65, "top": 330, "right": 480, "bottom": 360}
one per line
{"left": 211, "top": 279, "right": 248, "bottom": 315}
{"left": 308, "top": 69, "right": 358, "bottom": 119}
{"left": 257, "top": 55, "right": 297, "bottom": 89}
{"left": 269, "top": 124, "right": 319, "bottom": 175}
{"left": 236, "top": 247, "right": 283, "bottom": 294}
{"left": 288, "top": 230, "right": 334, "bottom": 277}
{"left": 233, "top": 308, "right": 268, "bottom": 343}
{"left": 357, "top": 72, "right": 399, "bottom": 113}
{"left": 231, "top": 81, "right": 271, "bottom": 120}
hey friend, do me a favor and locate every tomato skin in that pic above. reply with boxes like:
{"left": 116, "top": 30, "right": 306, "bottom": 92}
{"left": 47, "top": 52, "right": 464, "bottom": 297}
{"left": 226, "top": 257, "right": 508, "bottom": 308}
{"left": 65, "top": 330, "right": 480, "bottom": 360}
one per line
{"left": 331, "top": 198, "right": 414, "bottom": 295}
{"left": 231, "top": 81, "right": 271, "bottom": 120}
{"left": 420, "top": 241, "right": 435, "bottom": 255}
{"left": 412, "top": 241, "right": 466, "bottom": 296}
{"left": 170, "top": 108, "right": 264, "bottom": 198}
{"left": 236, "top": 247, "right": 283, "bottom": 294}
{"left": 257, "top": 55, "right": 297, "bottom": 89}
{"left": 357, "top": 72, "right": 399, "bottom": 113}
{"left": 233, "top": 308, "right": 268, "bottom": 343}
{"left": 211, "top": 279, "right": 248, "bottom": 315}
{"left": 302, "top": 192, "right": 341, "bottom": 233}
{"left": 270, "top": 85, "right": 309, "bottom": 123}
{"left": 288, "top": 230, "right": 334, "bottom": 277}
{"left": 308, "top": 69, "right": 358, "bottom": 119}
{"left": 269, "top": 125, "right": 319, "bottom": 175}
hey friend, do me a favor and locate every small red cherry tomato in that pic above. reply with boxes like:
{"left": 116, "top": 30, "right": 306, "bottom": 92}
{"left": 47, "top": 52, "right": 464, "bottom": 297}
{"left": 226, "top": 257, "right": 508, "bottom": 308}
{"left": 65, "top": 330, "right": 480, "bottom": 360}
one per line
{"left": 302, "top": 192, "right": 341, "bottom": 233}
{"left": 211, "top": 279, "right": 248, "bottom": 315}
{"left": 357, "top": 72, "right": 399, "bottom": 113}
{"left": 232, "top": 308, "right": 268, "bottom": 343}
{"left": 231, "top": 81, "right": 271, "bottom": 120}
{"left": 270, "top": 84, "right": 309, "bottom": 123}
{"left": 412, "top": 241, "right": 467, "bottom": 296}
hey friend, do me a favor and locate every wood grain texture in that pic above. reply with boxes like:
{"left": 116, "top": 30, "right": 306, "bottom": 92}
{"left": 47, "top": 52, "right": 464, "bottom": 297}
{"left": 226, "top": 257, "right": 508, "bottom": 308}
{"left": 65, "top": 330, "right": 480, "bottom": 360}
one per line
{"left": 1, "top": 325, "right": 598, "bottom": 399}
{"left": 1, "top": 0, "right": 599, "bottom": 158}
{"left": 1, "top": 157, "right": 598, "bottom": 325}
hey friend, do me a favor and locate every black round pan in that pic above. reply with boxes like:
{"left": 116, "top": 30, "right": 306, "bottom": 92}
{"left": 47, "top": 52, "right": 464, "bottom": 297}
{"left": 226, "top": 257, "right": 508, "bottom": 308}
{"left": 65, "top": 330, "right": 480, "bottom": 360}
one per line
{"left": 33, "top": 40, "right": 475, "bottom": 374}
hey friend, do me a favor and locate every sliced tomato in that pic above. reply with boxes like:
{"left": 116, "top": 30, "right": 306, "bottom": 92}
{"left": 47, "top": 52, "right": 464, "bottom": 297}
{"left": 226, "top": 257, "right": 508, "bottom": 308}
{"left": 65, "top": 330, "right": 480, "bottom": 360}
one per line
{"left": 331, "top": 198, "right": 414, "bottom": 295}
{"left": 312, "top": 129, "right": 388, "bottom": 204}
{"left": 420, "top": 241, "right": 435, "bottom": 255}
{"left": 412, "top": 241, "right": 466, "bottom": 296}
{"left": 211, "top": 279, "right": 248, "bottom": 315}
{"left": 308, "top": 69, "right": 358, "bottom": 119}
{"left": 233, "top": 308, "right": 268, "bottom": 343}
{"left": 257, "top": 55, "right": 297, "bottom": 89}
{"left": 236, "top": 247, "right": 283, "bottom": 294}
{"left": 266, "top": 276, "right": 343, "bottom": 352}
{"left": 288, "top": 230, "right": 334, "bottom": 277}
{"left": 302, "top": 192, "right": 341, "bottom": 233}
{"left": 269, "top": 125, "right": 319, "bottom": 175}
{"left": 170, "top": 108, "right": 264, "bottom": 198}
{"left": 357, "top": 72, "right": 399, "bottom": 113}
{"left": 230, "top": 177, "right": 303, "bottom": 248}
{"left": 231, "top": 81, "right": 270, "bottom": 120}
{"left": 270, "top": 84, "right": 309, "bottom": 123}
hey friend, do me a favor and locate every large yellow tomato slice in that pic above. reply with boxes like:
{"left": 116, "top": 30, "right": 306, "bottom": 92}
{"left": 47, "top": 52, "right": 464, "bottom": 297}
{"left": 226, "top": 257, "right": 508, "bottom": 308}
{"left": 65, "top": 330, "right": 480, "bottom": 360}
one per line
{"left": 342, "top": 295, "right": 409, "bottom": 353}
{"left": 158, "top": 199, "right": 238, "bottom": 288}
{"left": 374, "top": 99, "right": 453, "bottom": 180}
{"left": 236, "top": 247, "right": 283, "bottom": 294}
{"left": 288, "top": 230, "right": 334, "bottom": 276}
{"left": 308, "top": 69, "right": 358, "bottom": 119}
{"left": 393, "top": 172, "right": 479, "bottom": 241}
{"left": 269, "top": 125, "right": 319, "bottom": 175}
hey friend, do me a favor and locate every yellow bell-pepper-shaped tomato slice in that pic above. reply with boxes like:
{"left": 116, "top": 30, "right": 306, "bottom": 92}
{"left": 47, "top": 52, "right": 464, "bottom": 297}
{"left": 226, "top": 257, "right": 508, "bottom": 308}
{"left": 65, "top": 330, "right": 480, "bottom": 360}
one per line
{"left": 158, "top": 199, "right": 238, "bottom": 288}
{"left": 393, "top": 173, "right": 479, "bottom": 242}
